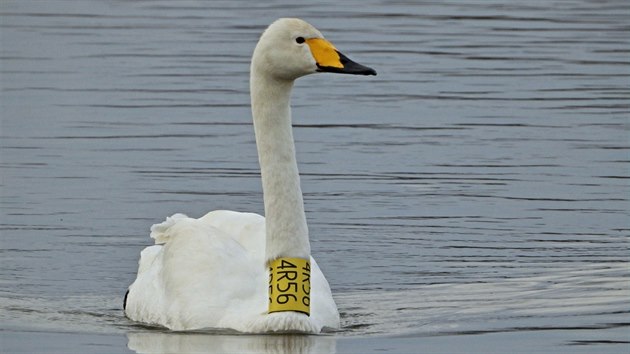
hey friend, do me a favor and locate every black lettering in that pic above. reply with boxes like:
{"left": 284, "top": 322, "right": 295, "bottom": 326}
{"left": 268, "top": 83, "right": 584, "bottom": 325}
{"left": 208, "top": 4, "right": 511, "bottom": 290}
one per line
{"left": 302, "top": 281, "right": 310, "bottom": 295}
{"left": 276, "top": 294, "right": 297, "bottom": 304}
{"left": 277, "top": 281, "right": 297, "bottom": 293}
{"left": 277, "top": 270, "right": 298, "bottom": 281}
{"left": 279, "top": 259, "right": 296, "bottom": 269}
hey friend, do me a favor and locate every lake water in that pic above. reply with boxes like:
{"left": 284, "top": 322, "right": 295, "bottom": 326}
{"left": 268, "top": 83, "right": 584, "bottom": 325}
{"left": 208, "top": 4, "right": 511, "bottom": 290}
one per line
{"left": 1, "top": 0, "right": 629, "bottom": 353}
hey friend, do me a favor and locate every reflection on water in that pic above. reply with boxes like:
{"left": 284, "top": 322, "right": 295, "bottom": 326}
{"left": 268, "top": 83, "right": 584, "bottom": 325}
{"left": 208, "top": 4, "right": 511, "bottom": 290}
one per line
{"left": 127, "top": 332, "right": 335, "bottom": 354}
{"left": 1, "top": 0, "right": 629, "bottom": 352}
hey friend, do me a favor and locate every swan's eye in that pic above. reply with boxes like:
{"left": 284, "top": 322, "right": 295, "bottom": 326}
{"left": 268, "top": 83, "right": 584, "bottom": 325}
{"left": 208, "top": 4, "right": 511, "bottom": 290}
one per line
{"left": 295, "top": 37, "right": 305, "bottom": 44}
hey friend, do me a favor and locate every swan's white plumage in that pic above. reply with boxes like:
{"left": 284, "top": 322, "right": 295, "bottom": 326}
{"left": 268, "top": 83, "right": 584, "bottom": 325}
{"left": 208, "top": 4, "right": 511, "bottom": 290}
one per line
{"left": 125, "top": 18, "right": 374, "bottom": 333}
{"left": 126, "top": 211, "right": 338, "bottom": 332}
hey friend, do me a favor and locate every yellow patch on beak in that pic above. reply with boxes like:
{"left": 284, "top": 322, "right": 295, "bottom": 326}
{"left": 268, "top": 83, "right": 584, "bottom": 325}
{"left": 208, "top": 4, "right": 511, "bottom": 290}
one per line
{"left": 306, "top": 38, "right": 343, "bottom": 69}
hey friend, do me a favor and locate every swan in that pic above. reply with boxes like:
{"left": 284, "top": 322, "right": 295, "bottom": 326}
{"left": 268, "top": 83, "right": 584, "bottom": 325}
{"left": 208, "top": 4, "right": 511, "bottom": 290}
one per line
{"left": 124, "top": 18, "right": 376, "bottom": 333}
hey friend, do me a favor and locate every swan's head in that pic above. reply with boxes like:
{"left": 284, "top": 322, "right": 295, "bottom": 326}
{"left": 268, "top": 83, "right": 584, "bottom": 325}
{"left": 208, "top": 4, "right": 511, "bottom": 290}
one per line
{"left": 252, "top": 18, "right": 376, "bottom": 80}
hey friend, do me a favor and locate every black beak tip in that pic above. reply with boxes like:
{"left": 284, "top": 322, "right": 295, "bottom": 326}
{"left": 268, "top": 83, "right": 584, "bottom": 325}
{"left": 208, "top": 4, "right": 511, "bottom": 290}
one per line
{"left": 339, "top": 51, "right": 376, "bottom": 76}
{"left": 316, "top": 50, "right": 376, "bottom": 76}
{"left": 316, "top": 62, "right": 377, "bottom": 76}
{"left": 364, "top": 67, "right": 377, "bottom": 76}
{"left": 343, "top": 63, "right": 377, "bottom": 76}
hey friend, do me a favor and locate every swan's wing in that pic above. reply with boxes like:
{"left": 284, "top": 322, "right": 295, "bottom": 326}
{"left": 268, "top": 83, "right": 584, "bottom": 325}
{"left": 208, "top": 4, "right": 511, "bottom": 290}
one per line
{"left": 125, "top": 214, "right": 267, "bottom": 331}
{"left": 198, "top": 210, "right": 266, "bottom": 262}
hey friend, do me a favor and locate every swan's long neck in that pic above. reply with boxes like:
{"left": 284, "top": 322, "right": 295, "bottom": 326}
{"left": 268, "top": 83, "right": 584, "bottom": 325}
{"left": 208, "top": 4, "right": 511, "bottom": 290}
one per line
{"left": 250, "top": 72, "right": 310, "bottom": 262}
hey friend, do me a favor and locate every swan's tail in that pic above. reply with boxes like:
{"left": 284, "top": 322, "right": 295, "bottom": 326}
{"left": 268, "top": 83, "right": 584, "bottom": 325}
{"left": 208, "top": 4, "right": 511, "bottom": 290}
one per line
{"left": 150, "top": 213, "right": 188, "bottom": 244}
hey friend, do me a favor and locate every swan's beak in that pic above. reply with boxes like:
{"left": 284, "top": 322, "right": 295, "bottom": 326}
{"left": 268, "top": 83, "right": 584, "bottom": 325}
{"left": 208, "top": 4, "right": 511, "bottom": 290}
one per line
{"left": 306, "top": 38, "right": 377, "bottom": 76}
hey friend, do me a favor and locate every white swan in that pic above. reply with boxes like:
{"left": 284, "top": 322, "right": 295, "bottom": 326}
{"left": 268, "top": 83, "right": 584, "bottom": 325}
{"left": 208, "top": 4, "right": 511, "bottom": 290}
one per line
{"left": 124, "top": 18, "right": 376, "bottom": 333}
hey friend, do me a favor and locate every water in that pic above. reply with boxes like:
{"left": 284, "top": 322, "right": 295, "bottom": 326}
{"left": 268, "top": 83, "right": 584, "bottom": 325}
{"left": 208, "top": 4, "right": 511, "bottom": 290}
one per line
{"left": 1, "top": 0, "right": 629, "bottom": 352}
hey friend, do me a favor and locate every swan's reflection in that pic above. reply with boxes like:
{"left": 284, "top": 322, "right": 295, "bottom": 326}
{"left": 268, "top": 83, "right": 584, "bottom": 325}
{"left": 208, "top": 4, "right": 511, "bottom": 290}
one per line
{"left": 127, "top": 331, "right": 336, "bottom": 354}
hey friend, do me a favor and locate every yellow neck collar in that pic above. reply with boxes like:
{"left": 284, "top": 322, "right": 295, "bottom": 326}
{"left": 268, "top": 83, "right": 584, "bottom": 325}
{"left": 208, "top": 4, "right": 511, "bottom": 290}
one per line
{"left": 268, "top": 257, "right": 311, "bottom": 315}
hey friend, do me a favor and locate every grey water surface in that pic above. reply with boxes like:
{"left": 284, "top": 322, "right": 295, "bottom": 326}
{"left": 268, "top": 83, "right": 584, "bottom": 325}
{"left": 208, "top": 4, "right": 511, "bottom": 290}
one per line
{"left": 1, "top": 0, "right": 629, "bottom": 353}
